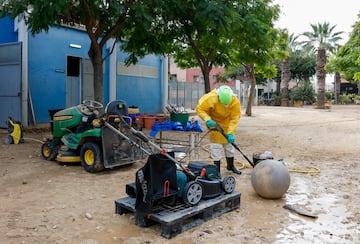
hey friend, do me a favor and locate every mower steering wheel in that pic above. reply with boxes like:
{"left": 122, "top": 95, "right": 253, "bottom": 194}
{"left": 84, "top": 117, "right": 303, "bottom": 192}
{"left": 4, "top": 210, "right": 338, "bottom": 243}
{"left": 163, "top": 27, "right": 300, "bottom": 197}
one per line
{"left": 82, "top": 100, "right": 103, "bottom": 111}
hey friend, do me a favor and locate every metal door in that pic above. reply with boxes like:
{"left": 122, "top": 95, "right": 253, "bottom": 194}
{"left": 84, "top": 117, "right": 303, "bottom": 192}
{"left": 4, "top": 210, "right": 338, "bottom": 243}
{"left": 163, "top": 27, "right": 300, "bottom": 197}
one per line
{"left": 81, "top": 58, "right": 94, "bottom": 101}
{"left": 66, "top": 56, "right": 93, "bottom": 108}
{"left": 0, "top": 42, "right": 22, "bottom": 128}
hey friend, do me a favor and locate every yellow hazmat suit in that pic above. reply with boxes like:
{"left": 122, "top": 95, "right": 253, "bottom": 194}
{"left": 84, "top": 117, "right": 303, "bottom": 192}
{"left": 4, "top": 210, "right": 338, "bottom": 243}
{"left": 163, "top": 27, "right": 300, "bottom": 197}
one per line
{"left": 196, "top": 88, "right": 241, "bottom": 144}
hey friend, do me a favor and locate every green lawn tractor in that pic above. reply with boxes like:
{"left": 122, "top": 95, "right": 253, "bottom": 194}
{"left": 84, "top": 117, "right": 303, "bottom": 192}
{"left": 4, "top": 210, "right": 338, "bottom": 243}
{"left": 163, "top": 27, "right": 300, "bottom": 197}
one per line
{"left": 41, "top": 100, "right": 146, "bottom": 173}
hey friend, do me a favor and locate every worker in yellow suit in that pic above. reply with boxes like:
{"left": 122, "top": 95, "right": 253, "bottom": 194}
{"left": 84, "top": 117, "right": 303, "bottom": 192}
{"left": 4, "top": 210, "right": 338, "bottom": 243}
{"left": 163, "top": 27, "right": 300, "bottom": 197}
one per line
{"left": 196, "top": 85, "right": 241, "bottom": 175}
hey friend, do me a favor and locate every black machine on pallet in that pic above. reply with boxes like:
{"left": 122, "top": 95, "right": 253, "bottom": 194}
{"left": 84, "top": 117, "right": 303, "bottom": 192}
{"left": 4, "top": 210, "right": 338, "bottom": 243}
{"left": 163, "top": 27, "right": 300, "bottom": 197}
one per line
{"left": 111, "top": 116, "right": 241, "bottom": 238}
{"left": 115, "top": 190, "right": 240, "bottom": 238}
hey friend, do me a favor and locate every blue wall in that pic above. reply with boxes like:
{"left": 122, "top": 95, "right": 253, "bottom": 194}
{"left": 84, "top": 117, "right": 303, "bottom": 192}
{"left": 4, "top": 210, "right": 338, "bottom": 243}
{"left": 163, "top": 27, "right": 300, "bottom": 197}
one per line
{"left": 117, "top": 53, "right": 164, "bottom": 114}
{"left": 28, "top": 26, "right": 91, "bottom": 123}
{"left": 0, "top": 18, "right": 164, "bottom": 123}
{"left": 28, "top": 26, "right": 164, "bottom": 123}
{"left": 0, "top": 15, "right": 17, "bottom": 43}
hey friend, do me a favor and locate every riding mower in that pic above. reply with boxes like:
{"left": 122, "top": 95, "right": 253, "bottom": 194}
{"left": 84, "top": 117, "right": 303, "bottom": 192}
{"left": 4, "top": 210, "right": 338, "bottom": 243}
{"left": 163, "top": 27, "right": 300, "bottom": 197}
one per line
{"left": 41, "top": 100, "right": 146, "bottom": 173}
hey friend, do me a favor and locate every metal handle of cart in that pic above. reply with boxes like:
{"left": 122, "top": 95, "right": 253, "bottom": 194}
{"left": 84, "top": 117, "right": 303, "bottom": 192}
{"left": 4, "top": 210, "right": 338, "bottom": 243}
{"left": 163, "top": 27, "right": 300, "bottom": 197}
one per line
{"left": 107, "top": 116, "right": 196, "bottom": 179}
{"left": 103, "top": 119, "right": 152, "bottom": 156}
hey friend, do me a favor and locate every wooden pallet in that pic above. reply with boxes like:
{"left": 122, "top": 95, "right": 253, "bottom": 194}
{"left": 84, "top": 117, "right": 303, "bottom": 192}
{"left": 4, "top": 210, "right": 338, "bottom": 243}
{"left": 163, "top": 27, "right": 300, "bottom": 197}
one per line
{"left": 115, "top": 191, "right": 241, "bottom": 238}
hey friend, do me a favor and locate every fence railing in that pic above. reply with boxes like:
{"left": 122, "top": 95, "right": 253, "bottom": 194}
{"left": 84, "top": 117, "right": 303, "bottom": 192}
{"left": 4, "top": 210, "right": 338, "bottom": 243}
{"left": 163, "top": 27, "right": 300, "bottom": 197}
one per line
{"left": 167, "top": 80, "right": 256, "bottom": 110}
{"left": 168, "top": 80, "right": 205, "bottom": 110}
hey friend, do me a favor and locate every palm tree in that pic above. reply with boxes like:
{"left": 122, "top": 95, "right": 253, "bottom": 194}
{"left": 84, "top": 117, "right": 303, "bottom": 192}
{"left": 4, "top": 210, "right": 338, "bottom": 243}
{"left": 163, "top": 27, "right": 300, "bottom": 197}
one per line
{"left": 281, "top": 33, "right": 300, "bottom": 106}
{"left": 301, "top": 22, "right": 343, "bottom": 108}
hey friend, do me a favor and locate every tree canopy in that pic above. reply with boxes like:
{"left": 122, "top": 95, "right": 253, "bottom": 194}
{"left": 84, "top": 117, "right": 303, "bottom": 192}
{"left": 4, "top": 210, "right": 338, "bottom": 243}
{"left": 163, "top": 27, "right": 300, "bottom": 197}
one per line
{"left": 122, "top": 0, "right": 287, "bottom": 96}
{"left": 229, "top": 1, "right": 288, "bottom": 115}
{"left": 122, "top": 0, "right": 236, "bottom": 92}
{"left": 326, "top": 15, "right": 360, "bottom": 82}
{"left": 1, "top": 0, "right": 287, "bottom": 112}
{"left": 0, "top": 0, "right": 149, "bottom": 103}
{"left": 301, "top": 22, "right": 344, "bottom": 54}
{"left": 289, "top": 50, "right": 316, "bottom": 83}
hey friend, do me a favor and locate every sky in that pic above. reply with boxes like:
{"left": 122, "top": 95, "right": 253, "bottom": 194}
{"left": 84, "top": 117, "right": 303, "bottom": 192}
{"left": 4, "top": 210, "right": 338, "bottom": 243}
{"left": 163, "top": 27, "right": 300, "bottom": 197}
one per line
{"left": 273, "top": 0, "right": 360, "bottom": 44}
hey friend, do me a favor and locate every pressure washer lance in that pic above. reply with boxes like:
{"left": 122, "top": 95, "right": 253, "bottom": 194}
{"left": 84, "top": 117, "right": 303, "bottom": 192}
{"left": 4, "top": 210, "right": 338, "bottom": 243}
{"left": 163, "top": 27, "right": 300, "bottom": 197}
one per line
{"left": 111, "top": 116, "right": 196, "bottom": 180}
{"left": 212, "top": 123, "right": 255, "bottom": 168}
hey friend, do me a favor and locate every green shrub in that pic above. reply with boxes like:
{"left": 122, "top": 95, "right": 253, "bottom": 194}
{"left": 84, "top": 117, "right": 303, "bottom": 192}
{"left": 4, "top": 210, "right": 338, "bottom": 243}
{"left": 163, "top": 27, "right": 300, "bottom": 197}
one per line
{"left": 273, "top": 94, "right": 281, "bottom": 106}
{"left": 289, "top": 82, "right": 316, "bottom": 104}
{"left": 339, "top": 94, "right": 352, "bottom": 104}
{"left": 325, "top": 91, "right": 333, "bottom": 100}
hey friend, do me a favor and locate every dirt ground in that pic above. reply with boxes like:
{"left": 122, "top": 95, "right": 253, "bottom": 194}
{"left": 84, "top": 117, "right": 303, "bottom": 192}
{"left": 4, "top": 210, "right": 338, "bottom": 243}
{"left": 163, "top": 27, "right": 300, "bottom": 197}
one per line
{"left": 0, "top": 105, "right": 359, "bottom": 244}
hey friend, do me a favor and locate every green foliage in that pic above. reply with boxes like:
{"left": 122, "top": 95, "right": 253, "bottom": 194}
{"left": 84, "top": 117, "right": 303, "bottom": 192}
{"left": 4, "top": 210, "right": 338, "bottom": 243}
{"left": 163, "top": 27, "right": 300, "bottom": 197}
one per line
{"left": 301, "top": 22, "right": 344, "bottom": 55}
{"left": 326, "top": 17, "right": 360, "bottom": 82}
{"left": 339, "top": 94, "right": 360, "bottom": 104}
{"left": 122, "top": 0, "right": 235, "bottom": 66}
{"left": 273, "top": 93, "right": 282, "bottom": 106}
{"left": 0, "top": 0, "right": 288, "bottom": 100}
{"left": 122, "top": 0, "right": 286, "bottom": 93}
{"left": 289, "top": 50, "right": 316, "bottom": 82}
{"left": 325, "top": 91, "right": 333, "bottom": 100}
{"left": 289, "top": 82, "right": 316, "bottom": 103}
{"left": 218, "top": 65, "right": 268, "bottom": 86}
{"left": 230, "top": 1, "right": 288, "bottom": 77}
{"left": 0, "top": 0, "right": 131, "bottom": 39}
{"left": 0, "top": 0, "right": 150, "bottom": 103}
{"left": 339, "top": 94, "right": 351, "bottom": 104}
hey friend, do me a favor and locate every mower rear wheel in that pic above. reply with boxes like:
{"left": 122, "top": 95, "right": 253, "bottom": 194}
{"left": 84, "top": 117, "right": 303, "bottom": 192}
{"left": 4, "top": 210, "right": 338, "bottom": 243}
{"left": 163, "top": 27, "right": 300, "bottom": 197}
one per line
{"left": 183, "top": 181, "right": 203, "bottom": 206}
{"left": 222, "top": 175, "right": 236, "bottom": 194}
{"left": 41, "top": 141, "right": 58, "bottom": 161}
{"left": 80, "top": 142, "right": 105, "bottom": 173}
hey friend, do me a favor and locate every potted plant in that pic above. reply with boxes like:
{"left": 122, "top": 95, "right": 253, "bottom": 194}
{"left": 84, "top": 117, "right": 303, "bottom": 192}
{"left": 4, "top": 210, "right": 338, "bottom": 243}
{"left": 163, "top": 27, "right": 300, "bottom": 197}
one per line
{"left": 354, "top": 95, "right": 360, "bottom": 105}
{"left": 289, "top": 82, "right": 316, "bottom": 106}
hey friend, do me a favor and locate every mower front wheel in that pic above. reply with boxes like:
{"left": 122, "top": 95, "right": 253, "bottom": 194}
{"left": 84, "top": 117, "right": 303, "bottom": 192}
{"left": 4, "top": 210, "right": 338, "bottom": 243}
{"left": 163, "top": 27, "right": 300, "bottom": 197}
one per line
{"left": 41, "top": 141, "right": 58, "bottom": 161}
{"left": 183, "top": 181, "right": 203, "bottom": 206}
{"left": 80, "top": 142, "right": 105, "bottom": 173}
{"left": 222, "top": 175, "right": 236, "bottom": 194}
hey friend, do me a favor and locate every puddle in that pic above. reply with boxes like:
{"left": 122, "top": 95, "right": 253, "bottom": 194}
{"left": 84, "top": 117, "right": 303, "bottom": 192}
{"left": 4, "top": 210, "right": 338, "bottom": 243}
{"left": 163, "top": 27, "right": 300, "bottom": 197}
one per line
{"left": 277, "top": 176, "right": 358, "bottom": 243}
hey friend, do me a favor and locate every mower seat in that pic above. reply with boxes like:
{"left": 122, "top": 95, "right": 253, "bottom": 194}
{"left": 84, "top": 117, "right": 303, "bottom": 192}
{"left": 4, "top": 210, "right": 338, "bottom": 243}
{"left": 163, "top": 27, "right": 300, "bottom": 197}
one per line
{"left": 105, "top": 100, "right": 130, "bottom": 126}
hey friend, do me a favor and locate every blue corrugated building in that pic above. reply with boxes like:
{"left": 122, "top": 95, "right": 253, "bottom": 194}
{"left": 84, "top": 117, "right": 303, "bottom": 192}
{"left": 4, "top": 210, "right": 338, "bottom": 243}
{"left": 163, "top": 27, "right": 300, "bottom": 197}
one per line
{"left": 0, "top": 14, "right": 168, "bottom": 127}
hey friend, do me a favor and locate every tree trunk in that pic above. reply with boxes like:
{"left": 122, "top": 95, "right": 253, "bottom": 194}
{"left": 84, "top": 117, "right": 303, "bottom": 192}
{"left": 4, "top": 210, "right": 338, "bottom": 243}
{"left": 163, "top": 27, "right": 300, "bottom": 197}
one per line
{"left": 93, "top": 59, "right": 104, "bottom": 104}
{"left": 316, "top": 48, "right": 326, "bottom": 109}
{"left": 201, "top": 66, "right": 211, "bottom": 93}
{"left": 281, "top": 56, "right": 290, "bottom": 106}
{"left": 334, "top": 72, "right": 341, "bottom": 104}
{"left": 245, "top": 64, "right": 256, "bottom": 116}
{"left": 88, "top": 44, "right": 104, "bottom": 104}
{"left": 276, "top": 77, "right": 281, "bottom": 94}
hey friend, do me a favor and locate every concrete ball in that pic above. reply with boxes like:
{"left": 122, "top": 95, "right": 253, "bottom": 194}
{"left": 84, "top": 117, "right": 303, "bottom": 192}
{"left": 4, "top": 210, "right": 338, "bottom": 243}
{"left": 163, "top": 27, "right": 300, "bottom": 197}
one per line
{"left": 251, "top": 159, "right": 290, "bottom": 199}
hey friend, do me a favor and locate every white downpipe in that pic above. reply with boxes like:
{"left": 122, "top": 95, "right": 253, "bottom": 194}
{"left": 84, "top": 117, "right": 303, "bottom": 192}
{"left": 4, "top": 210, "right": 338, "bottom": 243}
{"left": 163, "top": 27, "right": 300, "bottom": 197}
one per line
{"left": 162, "top": 56, "right": 169, "bottom": 113}
{"left": 15, "top": 17, "right": 29, "bottom": 126}
{"left": 107, "top": 38, "right": 117, "bottom": 102}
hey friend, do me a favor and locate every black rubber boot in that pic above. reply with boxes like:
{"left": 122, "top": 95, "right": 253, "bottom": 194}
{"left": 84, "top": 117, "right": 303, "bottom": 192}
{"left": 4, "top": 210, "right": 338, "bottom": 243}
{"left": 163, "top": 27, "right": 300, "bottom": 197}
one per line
{"left": 214, "top": 160, "right": 221, "bottom": 174}
{"left": 226, "top": 157, "right": 241, "bottom": 175}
